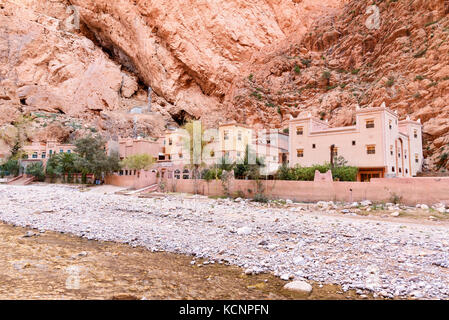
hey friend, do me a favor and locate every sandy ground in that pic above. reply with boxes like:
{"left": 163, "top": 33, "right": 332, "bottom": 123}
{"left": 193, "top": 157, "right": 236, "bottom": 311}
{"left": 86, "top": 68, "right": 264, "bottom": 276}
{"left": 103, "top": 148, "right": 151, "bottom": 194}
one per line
{"left": 0, "top": 222, "right": 368, "bottom": 300}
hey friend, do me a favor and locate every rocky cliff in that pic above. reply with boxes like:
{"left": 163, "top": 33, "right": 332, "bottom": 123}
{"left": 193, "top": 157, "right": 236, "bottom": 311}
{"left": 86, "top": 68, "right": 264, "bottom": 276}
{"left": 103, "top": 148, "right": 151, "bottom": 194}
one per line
{"left": 1, "top": 0, "right": 448, "bottom": 169}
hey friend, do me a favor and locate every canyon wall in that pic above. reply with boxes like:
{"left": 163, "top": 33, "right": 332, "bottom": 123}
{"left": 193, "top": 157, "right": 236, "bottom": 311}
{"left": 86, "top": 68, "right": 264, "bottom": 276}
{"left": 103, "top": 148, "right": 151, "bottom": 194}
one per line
{"left": 1, "top": 0, "right": 449, "bottom": 169}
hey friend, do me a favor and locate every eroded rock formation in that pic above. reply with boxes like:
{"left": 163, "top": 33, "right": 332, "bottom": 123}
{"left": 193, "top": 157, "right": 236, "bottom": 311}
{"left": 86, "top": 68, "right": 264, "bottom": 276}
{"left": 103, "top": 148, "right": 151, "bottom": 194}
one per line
{"left": 1, "top": 0, "right": 448, "bottom": 169}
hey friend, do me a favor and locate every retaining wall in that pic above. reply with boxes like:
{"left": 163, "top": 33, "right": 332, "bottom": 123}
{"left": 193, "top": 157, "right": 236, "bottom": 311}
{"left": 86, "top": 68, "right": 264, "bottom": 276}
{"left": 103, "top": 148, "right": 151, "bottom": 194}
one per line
{"left": 163, "top": 177, "right": 449, "bottom": 205}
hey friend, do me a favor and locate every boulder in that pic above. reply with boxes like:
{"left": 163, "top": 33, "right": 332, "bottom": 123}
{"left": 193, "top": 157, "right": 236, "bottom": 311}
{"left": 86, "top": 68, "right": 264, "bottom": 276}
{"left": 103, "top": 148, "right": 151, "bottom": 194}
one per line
{"left": 283, "top": 281, "right": 313, "bottom": 294}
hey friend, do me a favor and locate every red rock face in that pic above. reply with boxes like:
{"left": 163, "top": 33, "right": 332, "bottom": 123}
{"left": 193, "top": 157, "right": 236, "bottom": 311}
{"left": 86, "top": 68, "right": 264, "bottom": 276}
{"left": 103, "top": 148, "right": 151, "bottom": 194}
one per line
{"left": 227, "top": 0, "right": 449, "bottom": 169}
{"left": 1, "top": 0, "right": 448, "bottom": 169}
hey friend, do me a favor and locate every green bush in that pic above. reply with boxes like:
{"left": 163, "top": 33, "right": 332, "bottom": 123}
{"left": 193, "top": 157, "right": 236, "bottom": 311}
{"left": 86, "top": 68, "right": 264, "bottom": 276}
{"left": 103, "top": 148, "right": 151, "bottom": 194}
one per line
{"left": 26, "top": 162, "right": 46, "bottom": 181}
{"left": 202, "top": 168, "right": 223, "bottom": 181}
{"left": 275, "top": 163, "right": 358, "bottom": 182}
{"left": 331, "top": 166, "right": 358, "bottom": 182}
{"left": 253, "top": 193, "right": 269, "bottom": 203}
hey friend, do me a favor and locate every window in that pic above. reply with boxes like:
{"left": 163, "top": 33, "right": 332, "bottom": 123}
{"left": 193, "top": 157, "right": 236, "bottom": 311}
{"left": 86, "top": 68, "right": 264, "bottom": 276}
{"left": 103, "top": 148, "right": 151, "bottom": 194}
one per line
{"left": 183, "top": 169, "right": 190, "bottom": 179}
{"left": 224, "top": 130, "right": 230, "bottom": 140}
{"left": 41, "top": 152, "right": 46, "bottom": 159}
{"left": 210, "top": 150, "right": 215, "bottom": 157}
{"left": 367, "top": 145, "right": 376, "bottom": 154}
{"left": 60, "top": 149, "right": 63, "bottom": 153}
{"left": 415, "top": 154, "right": 419, "bottom": 163}
{"left": 67, "top": 150, "right": 71, "bottom": 154}
{"left": 352, "top": 141, "right": 356, "bottom": 146}
{"left": 312, "top": 144, "right": 316, "bottom": 149}
{"left": 49, "top": 150, "right": 53, "bottom": 155}
{"left": 392, "top": 167, "right": 395, "bottom": 172}
{"left": 406, "top": 169, "right": 408, "bottom": 174}
{"left": 366, "top": 120, "right": 375, "bottom": 128}
{"left": 238, "top": 131, "right": 242, "bottom": 141}
{"left": 179, "top": 153, "right": 183, "bottom": 159}
{"left": 32, "top": 152, "right": 38, "bottom": 159}
{"left": 414, "top": 129, "right": 418, "bottom": 138}
{"left": 266, "top": 139, "right": 271, "bottom": 145}
{"left": 399, "top": 168, "right": 402, "bottom": 173}
{"left": 297, "top": 149, "right": 304, "bottom": 157}
{"left": 390, "top": 145, "right": 394, "bottom": 156}
{"left": 237, "top": 152, "right": 241, "bottom": 157}
{"left": 296, "top": 127, "right": 303, "bottom": 135}
{"left": 174, "top": 169, "right": 181, "bottom": 179}
{"left": 169, "top": 138, "right": 173, "bottom": 146}
{"left": 389, "top": 120, "right": 392, "bottom": 130}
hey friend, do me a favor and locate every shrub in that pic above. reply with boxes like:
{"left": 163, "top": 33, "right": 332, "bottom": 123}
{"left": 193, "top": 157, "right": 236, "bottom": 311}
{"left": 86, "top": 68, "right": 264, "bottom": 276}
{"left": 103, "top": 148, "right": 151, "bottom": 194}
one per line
{"left": 331, "top": 166, "right": 358, "bottom": 182}
{"left": 275, "top": 162, "right": 358, "bottom": 182}
{"left": 253, "top": 193, "right": 269, "bottom": 203}
{"left": 294, "top": 65, "right": 301, "bottom": 74}
{"left": 26, "top": 162, "right": 45, "bottom": 182}
{"left": 203, "top": 168, "right": 223, "bottom": 181}
{"left": 322, "top": 71, "right": 331, "bottom": 79}
{"left": 385, "top": 77, "right": 395, "bottom": 87}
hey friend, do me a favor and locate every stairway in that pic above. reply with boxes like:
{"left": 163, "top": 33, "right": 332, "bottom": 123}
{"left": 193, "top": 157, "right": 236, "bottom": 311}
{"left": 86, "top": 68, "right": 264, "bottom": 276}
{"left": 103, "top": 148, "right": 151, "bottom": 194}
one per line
{"left": 7, "top": 175, "right": 35, "bottom": 185}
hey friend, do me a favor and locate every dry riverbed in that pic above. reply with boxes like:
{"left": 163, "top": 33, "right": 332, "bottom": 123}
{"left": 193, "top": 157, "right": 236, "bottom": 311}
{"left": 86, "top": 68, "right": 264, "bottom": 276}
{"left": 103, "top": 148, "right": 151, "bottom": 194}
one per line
{"left": 0, "top": 184, "right": 448, "bottom": 299}
{"left": 0, "top": 222, "right": 367, "bottom": 300}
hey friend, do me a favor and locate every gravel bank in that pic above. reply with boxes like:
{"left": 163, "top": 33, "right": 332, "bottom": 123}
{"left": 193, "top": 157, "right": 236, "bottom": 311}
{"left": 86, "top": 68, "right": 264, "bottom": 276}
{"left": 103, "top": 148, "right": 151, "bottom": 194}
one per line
{"left": 1, "top": 185, "right": 448, "bottom": 299}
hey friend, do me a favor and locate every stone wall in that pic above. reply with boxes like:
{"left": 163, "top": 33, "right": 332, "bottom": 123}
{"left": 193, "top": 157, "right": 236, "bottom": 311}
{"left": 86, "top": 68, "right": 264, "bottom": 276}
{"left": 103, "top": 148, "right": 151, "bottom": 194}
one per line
{"left": 164, "top": 177, "right": 449, "bottom": 206}
{"left": 105, "top": 170, "right": 157, "bottom": 190}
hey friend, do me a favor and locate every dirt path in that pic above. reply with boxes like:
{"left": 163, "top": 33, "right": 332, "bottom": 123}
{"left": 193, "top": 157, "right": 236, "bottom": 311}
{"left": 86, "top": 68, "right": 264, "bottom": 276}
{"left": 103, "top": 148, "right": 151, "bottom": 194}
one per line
{"left": 0, "top": 223, "right": 370, "bottom": 300}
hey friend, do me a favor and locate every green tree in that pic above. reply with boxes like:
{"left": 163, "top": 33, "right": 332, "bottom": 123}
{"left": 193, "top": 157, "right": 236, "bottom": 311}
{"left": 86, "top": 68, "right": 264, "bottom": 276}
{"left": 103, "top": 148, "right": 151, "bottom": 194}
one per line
{"left": 74, "top": 135, "right": 121, "bottom": 181}
{"left": 2, "top": 159, "right": 20, "bottom": 177}
{"left": 26, "top": 162, "right": 45, "bottom": 182}
{"left": 120, "top": 154, "right": 154, "bottom": 171}
{"left": 45, "top": 154, "right": 62, "bottom": 182}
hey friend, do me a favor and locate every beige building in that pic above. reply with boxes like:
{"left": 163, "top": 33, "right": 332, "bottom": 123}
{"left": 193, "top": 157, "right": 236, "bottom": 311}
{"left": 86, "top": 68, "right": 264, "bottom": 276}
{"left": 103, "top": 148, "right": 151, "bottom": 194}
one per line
{"left": 163, "top": 122, "right": 255, "bottom": 167}
{"left": 288, "top": 104, "right": 423, "bottom": 181}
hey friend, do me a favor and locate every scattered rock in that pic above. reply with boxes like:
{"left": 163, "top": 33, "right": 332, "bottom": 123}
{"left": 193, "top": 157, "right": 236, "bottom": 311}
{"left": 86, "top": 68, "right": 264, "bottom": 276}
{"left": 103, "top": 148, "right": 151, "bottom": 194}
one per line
{"left": 237, "top": 226, "right": 252, "bottom": 235}
{"left": 390, "top": 211, "right": 400, "bottom": 217}
{"left": 283, "top": 281, "right": 313, "bottom": 294}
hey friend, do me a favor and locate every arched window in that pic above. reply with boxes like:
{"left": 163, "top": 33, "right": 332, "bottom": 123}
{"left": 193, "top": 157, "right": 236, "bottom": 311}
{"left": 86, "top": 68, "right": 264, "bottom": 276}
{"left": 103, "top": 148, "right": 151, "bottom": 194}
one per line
{"left": 174, "top": 169, "right": 181, "bottom": 179}
{"left": 183, "top": 169, "right": 190, "bottom": 179}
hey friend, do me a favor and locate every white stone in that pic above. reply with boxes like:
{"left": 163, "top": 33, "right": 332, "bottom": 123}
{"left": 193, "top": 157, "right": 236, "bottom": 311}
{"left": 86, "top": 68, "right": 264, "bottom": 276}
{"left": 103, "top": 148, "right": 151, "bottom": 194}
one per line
{"left": 283, "top": 281, "right": 313, "bottom": 294}
{"left": 293, "top": 256, "right": 305, "bottom": 265}
{"left": 280, "top": 274, "right": 291, "bottom": 281}
{"left": 436, "top": 207, "right": 446, "bottom": 213}
{"left": 390, "top": 211, "right": 400, "bottom": 217}
{"left": 420, "top": 204, "right": 429, "bottom": 210}
{"left": 237, "top": 226, "right": 252, "bottom": 235}
{"left": 361, "top": 200, "right": 372, "bottom": 206}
